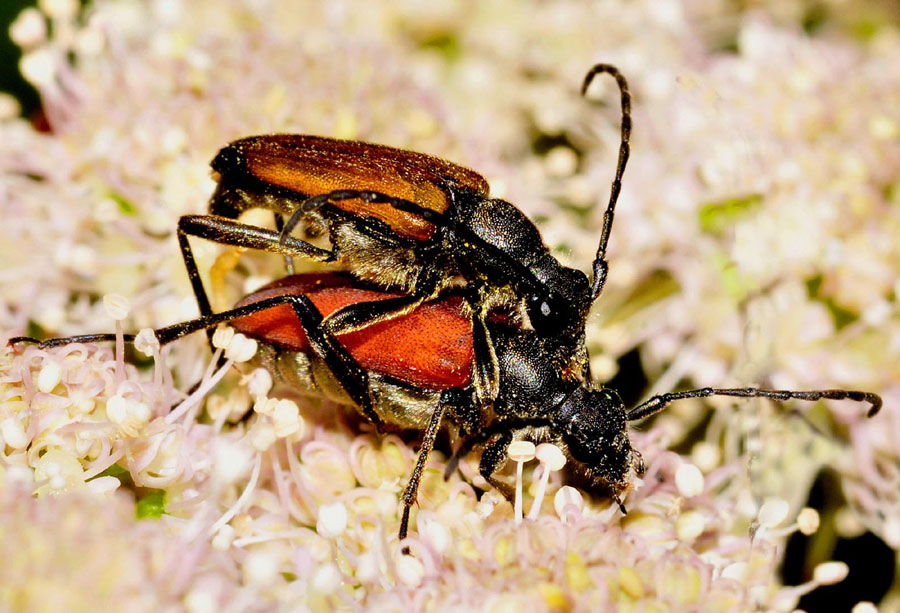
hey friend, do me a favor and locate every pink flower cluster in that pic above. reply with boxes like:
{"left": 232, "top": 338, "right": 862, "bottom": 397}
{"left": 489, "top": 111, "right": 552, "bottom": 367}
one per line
{"left": 2, "top": 0, "right": 897, "bottom": 609}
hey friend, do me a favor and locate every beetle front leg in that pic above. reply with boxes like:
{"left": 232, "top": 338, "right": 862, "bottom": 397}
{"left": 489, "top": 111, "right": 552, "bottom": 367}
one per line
{"left": 465, "top": 419, "right": 554, "bottom": 501}
{"left": 318, "top": 269, "right": 441, "bottom": 336}
{"left": 442, "top": 414, "right": 518, "bottom": 482}
{"left": 10, "top": 293, "right": 385, "bottom": 431}
{"left": 279, "top": 189, "right": 446, "bottom": 245}
{"left": 478, "top": 429, "right": 516, "bottom": 502}
{"left": 177, "top": 214, "right": 335, "bottom": 319}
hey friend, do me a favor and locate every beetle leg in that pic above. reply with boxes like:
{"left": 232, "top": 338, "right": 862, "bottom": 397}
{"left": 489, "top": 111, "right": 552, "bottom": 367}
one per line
{"left": 442, "top": 415, "right": 523, "bottom": 481}
{"left": 322, "top": 293, "right": 429, "bottom": 337}
{"left": 328, "top": 209, "right": 421, "bottom": 251}
{"left": 275, "top": 296, "right": 384, "bottom": 430}
{"left": 10, "top": 293, "right": 385, "bottom": 430}
{"left": 272, "top": 213, "right": 295, "bottom": 275}
{"left": 443, "top": 431, "right": 485, "bottom": 481}
{"left": 7, "top": 298, "right": 290, "bottom": 349}
{"left": 398, "top": 401, "right": 448, "bottom": 552}
{"left": 456, "top": 282, "right": 500, "bottom": 409}
{"left": 478, "top": 429, "right": 516, "bottom": 502}
{"left": 280, "top": 189, "right": 446, "bottom": 246}
{"left": 444, "top": 417, "right": 555, "bottom": 495}
{"left": 177, "top": 215, "right": 335, "bottom": 337}
{"left": 319, "top": 268, "right": 440, "bottom": 336}
{"left": 9, "top": 333, "right": 135, "bottom": 348}
{"left": 177, "top": 217, "right": 213, "bottom": 323}
{"left": 179, "top": 215, "right": 333, "bottom": 266}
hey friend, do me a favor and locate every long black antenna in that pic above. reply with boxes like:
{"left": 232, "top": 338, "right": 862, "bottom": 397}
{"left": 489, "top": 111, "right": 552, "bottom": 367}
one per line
{"left": 627, "top": 386, "right": 882, "bottom": 421}
{"left": 581, "top": 63, "right": 632, "bottom": 302}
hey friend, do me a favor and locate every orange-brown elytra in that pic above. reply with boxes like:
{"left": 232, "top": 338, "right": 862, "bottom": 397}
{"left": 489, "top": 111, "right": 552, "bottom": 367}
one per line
{"left": 174, "top": 64, "right": 635, "bottom": 429}
{"left": 217, "top": 134, "right": 490, "bottom": 242}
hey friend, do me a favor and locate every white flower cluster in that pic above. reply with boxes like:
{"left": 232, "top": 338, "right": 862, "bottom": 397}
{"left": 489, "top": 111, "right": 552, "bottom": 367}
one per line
{"left": 2, "top": 0, "right": 898, "bottom": 609}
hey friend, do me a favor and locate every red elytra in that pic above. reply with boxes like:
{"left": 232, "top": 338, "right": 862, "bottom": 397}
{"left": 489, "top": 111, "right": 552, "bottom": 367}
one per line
{"left": 232, "top": 273, "right": 474, "bottom": 389}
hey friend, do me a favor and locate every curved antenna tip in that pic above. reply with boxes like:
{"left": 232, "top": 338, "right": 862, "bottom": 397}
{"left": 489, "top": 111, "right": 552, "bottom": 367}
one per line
{"left": 580, "top": 63, "right": 632, "bottom": 304}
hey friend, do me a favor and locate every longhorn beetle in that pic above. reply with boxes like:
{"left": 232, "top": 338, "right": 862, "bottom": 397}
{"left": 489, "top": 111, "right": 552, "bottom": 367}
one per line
{"left": 173, "top": 64, "right": 631, "bottom": 425}
{"left": 10, "top": 272, "right": 882, "bottom": 548}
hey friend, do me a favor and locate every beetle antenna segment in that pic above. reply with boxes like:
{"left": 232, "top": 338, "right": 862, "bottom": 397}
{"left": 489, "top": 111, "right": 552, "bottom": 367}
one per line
{"left": 627, "top": 387, "right": 883, "bottom": 421}
{"left": 9, "top": 333, "right": 132, "bottom": 348}
{"left": 581, "top": 63, "right": 632, "bottom": 302}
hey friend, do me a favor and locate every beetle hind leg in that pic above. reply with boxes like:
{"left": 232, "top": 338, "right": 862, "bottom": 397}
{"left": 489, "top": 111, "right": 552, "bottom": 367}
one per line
{"left": 399, "top": 402, "right": 448, "bottom": 553}
{"left": 280, "top": 188, "right": 446, "bottom": 247}
{"left": 278, "top": 294, "right": 385, "bottom": 431}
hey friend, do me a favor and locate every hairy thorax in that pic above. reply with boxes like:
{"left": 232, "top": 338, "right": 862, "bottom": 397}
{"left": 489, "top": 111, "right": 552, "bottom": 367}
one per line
{"left": 329, "top": 222, "right": 456, "bottom": 295}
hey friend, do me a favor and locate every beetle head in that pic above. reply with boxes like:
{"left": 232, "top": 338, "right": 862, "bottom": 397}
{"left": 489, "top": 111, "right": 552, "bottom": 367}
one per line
{"left": 554, "top": 385, "right": 636, "bottom": 492}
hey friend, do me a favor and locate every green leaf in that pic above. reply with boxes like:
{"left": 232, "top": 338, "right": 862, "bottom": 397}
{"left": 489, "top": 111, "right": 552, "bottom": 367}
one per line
{"left": 698, "top": 193, "right": 763, "bottom": 235}
{"left": 136, "top": 490, "right": 166, "bottom": 519}
{"left": 602, "top": 269, "right": 681, "bottom": 326}
{"left": 823, "top": 297, "right": 858, "bottom": 330}
{"left": 806, "top": 274, "right": 858, "bottom": 330}
{"left": 107, "top": 191, "right": 137, "bottom": 216}
{"left": 94, "top": 463, "right": 128, "bottom": 479}
{"left": 417, "top": 32, "right": 460, "bottom": 60}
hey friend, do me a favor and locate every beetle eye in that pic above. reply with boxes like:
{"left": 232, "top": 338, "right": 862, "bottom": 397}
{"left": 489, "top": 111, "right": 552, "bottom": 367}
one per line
{"left": 527, "top": 292, "right": 567, "bottom": 334}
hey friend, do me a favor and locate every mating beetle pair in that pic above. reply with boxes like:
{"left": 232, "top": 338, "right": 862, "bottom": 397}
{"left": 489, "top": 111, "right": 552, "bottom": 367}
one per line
{"left": 13, "top": 64, "right": 882, "bottom": 545}
{"left": 178, "top": 64, "right": 634, "bottom": 420}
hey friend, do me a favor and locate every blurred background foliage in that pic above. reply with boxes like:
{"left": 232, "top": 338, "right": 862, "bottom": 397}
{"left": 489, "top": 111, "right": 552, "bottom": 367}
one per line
{"left": 3, "top": 0, "right": 899, "bottom": 118}
{"left": 0, "top": 0, "right": 38, "bottom": 116}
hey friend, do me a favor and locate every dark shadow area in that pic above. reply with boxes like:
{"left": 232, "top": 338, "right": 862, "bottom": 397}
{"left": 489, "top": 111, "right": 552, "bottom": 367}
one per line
{"left": 0, "top": 0, "right": 39, "bottom": 117}
{"left": 602, "top": 346, "right": 648, "bottom": 409}
{"left": 781, "top": 469, "right": 894, "bottom": 612}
